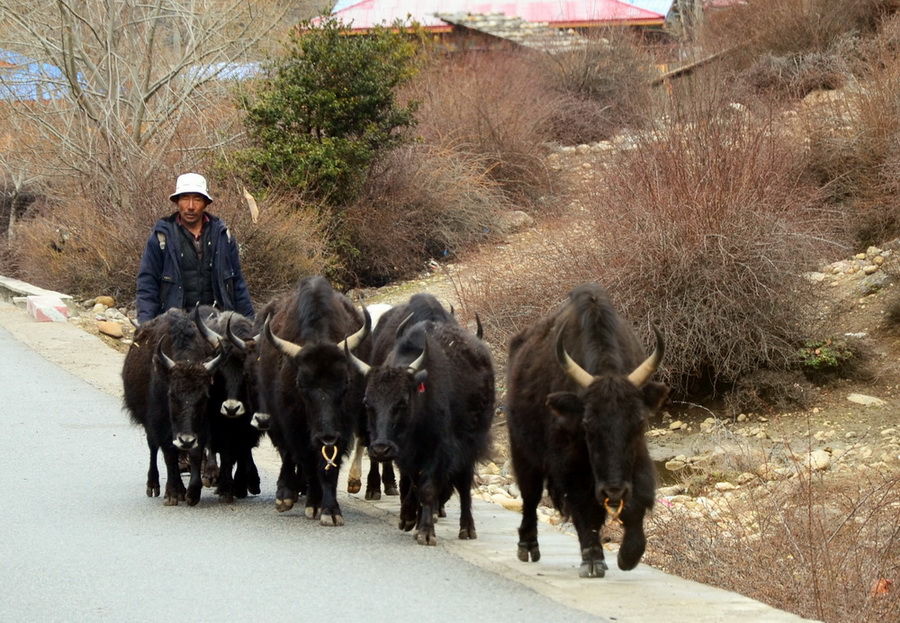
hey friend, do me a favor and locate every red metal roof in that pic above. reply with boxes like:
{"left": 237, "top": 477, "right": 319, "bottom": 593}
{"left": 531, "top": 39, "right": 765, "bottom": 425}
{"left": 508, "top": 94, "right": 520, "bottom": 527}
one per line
{"left": 329, "top": 0, "right": 666, "bottom": 32}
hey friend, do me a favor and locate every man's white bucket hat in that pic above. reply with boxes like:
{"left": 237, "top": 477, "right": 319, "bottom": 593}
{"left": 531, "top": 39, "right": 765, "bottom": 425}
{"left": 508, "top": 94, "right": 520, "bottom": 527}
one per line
{"left": 169, "top": 172, "right": 213, "bottom": 203}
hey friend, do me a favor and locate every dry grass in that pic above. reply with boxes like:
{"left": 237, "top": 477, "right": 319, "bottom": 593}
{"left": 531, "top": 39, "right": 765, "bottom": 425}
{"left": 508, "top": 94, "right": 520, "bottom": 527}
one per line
{"left": 465, "top": 85, "right": 839, "bottom": 397}
{"left": 338, "top": 143, "right": 509, "bottom": 287}
{"left": 647, "top": 440, "right": 900, "bottom": 623}
{"left": 408, "top": 50, "right": 566, "bottom": 209}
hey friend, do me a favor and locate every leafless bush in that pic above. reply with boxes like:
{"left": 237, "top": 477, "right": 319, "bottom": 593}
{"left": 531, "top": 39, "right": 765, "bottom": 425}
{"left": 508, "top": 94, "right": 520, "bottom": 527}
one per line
{"left": 408, "top": 50, "right": 565, "bottom": 208}
{"left": 702, "top": 0, "right": 892, "bottom": 67}
{"left": 339, "top": 144, "right": 508, "bottom": 287}
{"left": 803, "top": 22, "right": 900, "bottom": 246}
{"left": 466, "top": 88, "right": 839, "bottom": 397}
{"left": 536, "top": 28, "right": 655, "bottom": 141}
{"left": 647, "top": 447, "right": 900, "bottom": 622}
{"left": 744, "top": 50, "right": 849, "bottom": 100}
{"left": 206, "top": 186, "right": 333, "bottom": 306}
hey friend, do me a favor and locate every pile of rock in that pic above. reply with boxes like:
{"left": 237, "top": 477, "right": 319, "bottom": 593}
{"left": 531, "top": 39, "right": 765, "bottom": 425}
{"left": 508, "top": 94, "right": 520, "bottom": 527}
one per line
{"left": 69, "top": 296, "right": 136, "bottom": 346}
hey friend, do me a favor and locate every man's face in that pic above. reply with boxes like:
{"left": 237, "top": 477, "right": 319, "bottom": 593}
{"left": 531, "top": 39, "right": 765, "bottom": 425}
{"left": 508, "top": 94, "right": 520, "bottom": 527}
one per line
{"left": 176, "top": 193, "right": 209, "bottom": 228}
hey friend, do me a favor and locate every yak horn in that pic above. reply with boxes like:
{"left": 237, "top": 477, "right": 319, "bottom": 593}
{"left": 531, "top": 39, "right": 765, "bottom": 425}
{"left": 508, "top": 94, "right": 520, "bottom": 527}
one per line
{"left": 344, "top": 341, "right": 371, "bottom": 376}
{"left": 556, "top": 327, "right": 595, "bottom": 389}
{"left": 474, "top": 313, "right": 484, "bottom": 340}
{"left": 225, "top": 314, "right": 247, "bottom": 351}
{"left": 203, "top": 351, "right": 225, "bottom": 372}
{"left": 194, "top": 305, "right": 223, "bottom": 349}
{"left": 627, "top": 326, "right": 665, "bottom": 387}
{"left": 338, "top": 306, "right": 371, "bottom": 353}
{"left": 395, "top": 313, "right": 414, "bottom": 340}
{"left": 406, "top": 342, "right": 427, "bottom": 374}
{"left": 263, "top": 314, "right": 302, "bottom": 358}
{"left": 155, "top": 340, "right": 176, "bottom": 371}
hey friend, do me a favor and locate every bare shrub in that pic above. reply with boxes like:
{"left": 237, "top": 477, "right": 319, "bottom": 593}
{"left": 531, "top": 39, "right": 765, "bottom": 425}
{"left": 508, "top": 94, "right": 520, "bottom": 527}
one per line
{"left": 408, "top": 50, "right": 565, "bottom": 208}
{"left": 339, "top": 144, "right": 509, "bottom": 287}
{"left": 205, "top": 186, "right": 333, "bottom": 305}
{"left": 466, "top": 87, "right": 838, "bottom": 397}
{"left": 536, "top": 28, "right": 655, "bottom": 141}
{"left": 702, "top": 0, "right": 891, "bottom": 66}
{"left": 724, "top": 370, "right": 820, "bottom": 417}
{"left": 648, "top": 449, "right": 900, "bottom": 622}
{"left": 744, "top": 50, "right": 849, "bottom": 100}
{"left": 804, "top": 20, "right": 900, "bottom": 246}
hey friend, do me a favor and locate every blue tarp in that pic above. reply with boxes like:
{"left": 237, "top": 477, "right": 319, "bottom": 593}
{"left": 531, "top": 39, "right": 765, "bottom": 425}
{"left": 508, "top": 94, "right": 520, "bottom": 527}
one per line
{"left": 0, "top": 49, "right": 66, "bottom": 101}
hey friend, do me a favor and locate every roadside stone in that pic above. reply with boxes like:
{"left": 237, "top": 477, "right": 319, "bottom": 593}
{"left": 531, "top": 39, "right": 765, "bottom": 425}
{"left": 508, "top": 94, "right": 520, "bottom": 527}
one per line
{"left": 95, "top": 295, "right": 116, "bottom": 307}
{"left": 847, "top": 393, "right": 886, "bottom": 407}
{"left": 807, "top": 450, "right": 831, "bottom": 471}
{"left": 669, "top": 420, "right": 685, "bottom": 431}
{"left": 97, "top": 320, "right": 124, "bottom": 339}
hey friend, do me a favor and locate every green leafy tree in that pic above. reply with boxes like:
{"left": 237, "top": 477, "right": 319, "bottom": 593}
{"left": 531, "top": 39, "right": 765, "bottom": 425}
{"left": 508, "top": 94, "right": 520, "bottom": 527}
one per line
{"left": 236, "top": 18, "right": 421, "bottom": 206}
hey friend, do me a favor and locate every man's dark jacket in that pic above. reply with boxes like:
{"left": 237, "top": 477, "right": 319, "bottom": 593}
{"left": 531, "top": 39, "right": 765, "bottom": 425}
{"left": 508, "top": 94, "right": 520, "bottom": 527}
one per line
{"left": 136, "top": 212, "right": 254, "bottom": 323}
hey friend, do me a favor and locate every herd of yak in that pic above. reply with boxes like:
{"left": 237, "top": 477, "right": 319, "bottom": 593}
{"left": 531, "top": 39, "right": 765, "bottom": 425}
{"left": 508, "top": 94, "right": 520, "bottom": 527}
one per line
{"left": 122, "top": 276, "right": 668, "bottom": 578}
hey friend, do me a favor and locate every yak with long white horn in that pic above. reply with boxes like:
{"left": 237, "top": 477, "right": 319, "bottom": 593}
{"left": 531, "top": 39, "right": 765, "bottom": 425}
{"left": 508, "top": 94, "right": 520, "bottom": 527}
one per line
{"left": 507, "top": 283, "right": 669, "bottom": 578}
{"left": 123, "top": 308, "right": 223, "bottom": 506}
{"left": 256, "top": 276, "right": 371, "bottom": 526}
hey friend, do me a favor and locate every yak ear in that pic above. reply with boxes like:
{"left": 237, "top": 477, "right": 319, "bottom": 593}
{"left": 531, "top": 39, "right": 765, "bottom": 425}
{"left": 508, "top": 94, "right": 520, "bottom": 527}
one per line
{"left": 642, "top": 382, "right": 669, "bottom": 413}
{"left": 547, "top": 391, "right": 584, "bottom": 433}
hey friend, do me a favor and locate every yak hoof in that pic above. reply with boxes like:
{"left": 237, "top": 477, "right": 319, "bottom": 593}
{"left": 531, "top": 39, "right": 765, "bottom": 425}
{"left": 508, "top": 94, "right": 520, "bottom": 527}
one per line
{"left": 305, "top": 506, "right": 318, "bottom": 520}
{"left": 579, "top": 560, "right": 607, "bottom": 578}
{"left": 347, "top": 478, "right": 361, "bottom": 494}
{"left": 416, "top": 532, "right": 437, "bottom": 546}
{"left": 275, "top": 497, "right": 294, "bottom": 512}
{"left": 365, "top": 489, "right": 382, "bottom": 501}
{"left": 186, "top": 489, "right": 201, "bottom": 507}
{"left": 320, "top": 513, "right": 345, "bottom": 527}
{"left": 618, "top": 533, "right": 646, "bottom": 571}
{"left": 517, "top": 541, "right": 540, "bottom": 563}
{"left": 458, "top": 527, "right": 477, "bottom": 540}
{"left": 384, "top": 484, "right": 399, "bottom": 496}
{"left": 146, "top": 485, "right": 160, "bottom": 498}
{"left": 219, "top": 492, "right": 235, "bottom": 504}
{"left": 163, "top": 495, "right": 180, "bottom": 506}
{"left": 398, "top": 518, "right": 416, "bottom": 532}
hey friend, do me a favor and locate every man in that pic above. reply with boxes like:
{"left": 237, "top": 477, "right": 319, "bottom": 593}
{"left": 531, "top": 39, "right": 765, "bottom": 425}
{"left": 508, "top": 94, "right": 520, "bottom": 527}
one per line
{"left": 136, "top": 172, "right": 254, "bottom": 323}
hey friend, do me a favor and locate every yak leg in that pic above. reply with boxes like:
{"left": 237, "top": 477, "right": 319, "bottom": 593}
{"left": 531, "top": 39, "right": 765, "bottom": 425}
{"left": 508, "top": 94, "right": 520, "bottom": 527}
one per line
{"left": 216, "top": 451, "right": 237, "bottom": 503}
{"left": 382, "top": 461, "right": 399, "bottom": 496}
{"left": 314, "top": 448, "right": 344, "bottom": 527}
{"left": 275, "top": 451, "right": 301, "bottom": 512}
{"left": 202, "top": 447, "right": 220, "bottom": 488}
{"left": 347, "top": 437, "right": 364, "bottom": 495}
{"left": 160, "top": 446, "right": 187, "bottom": 506}
{"left": 185, "top": 449, "right": 204, "bottom": 506}
{"left": 398, "top": 471, "right": 417, "bottom": 532}
{"left": 234, "top": 448, "right": 260, "bottom": 497}
{"left": 513, "top": 457, "right": 543, "bottom": 563}
{"left": 365, "top": 457, "right": 383, "bottom": 501}
{"left": 414, "top": 479, "right": 438, "bottom": 546}
{"left": 454, "top": 469, "right": 477, "bottom": 540}
{"left": 572, "top": 500, "right": 607, "bottom": 578}
{"left": 145, "top": 439, "right": 161, "bottom": 498}
{"left": 618, "top": 503, "right": 650, "bottom": 571}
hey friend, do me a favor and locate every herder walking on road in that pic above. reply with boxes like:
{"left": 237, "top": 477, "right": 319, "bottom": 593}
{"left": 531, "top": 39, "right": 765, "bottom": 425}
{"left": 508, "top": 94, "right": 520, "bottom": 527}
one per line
{"left": 135, "top": 173, "right": 254, "bottom": 323}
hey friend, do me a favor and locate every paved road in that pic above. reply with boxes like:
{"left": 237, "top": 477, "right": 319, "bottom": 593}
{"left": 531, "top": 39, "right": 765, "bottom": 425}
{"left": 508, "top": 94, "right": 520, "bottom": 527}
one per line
{"left": 0, "top": 301, "right": 819, "bottom": 622}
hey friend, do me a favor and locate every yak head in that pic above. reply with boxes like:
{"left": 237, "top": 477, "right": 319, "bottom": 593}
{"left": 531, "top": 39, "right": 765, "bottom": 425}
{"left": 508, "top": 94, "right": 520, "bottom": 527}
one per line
{"left": 347, "top": 337, "right": 427, "bottom": 462}
{"left": 194, "top": 307, "right": 259, "bottom": 420}
{"left": 264, "top": 309, "right": 370, "bottom": 450}
{"left": 549, "top": 326, "right": 668, "bottom": 510}
{"left": 153, "top": 340, "right": 223, "bottom": 451}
